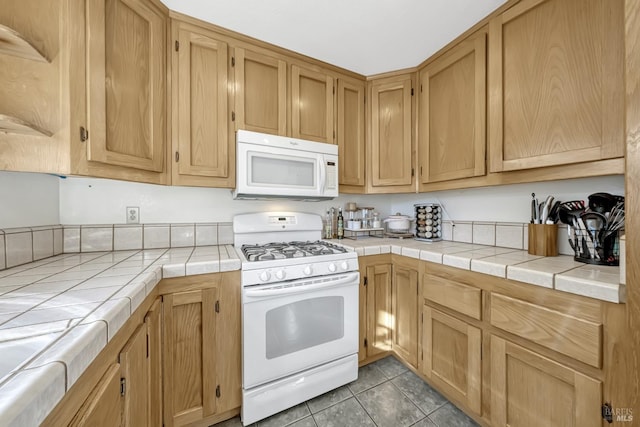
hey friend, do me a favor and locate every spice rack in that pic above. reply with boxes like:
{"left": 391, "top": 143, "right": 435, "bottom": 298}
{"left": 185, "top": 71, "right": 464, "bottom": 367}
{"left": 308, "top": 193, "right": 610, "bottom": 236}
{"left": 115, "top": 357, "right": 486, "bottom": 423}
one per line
{"left": 414, "top": 203, "right": 443, "bottom": 242}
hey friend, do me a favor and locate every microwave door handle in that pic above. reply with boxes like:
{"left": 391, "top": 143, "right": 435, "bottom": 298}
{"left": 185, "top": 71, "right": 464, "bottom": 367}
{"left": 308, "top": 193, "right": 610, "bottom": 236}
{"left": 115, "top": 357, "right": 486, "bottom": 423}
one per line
{"left": 319, "top": 157, "right": 326, "bottom": 194}
{"left": 244, "top": 272, "right": 359, "bottom": 298}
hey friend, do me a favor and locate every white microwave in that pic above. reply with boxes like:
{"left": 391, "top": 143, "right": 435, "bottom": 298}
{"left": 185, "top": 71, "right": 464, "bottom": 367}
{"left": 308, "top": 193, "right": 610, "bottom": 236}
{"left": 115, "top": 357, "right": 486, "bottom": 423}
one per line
{"left": 233, "top": 130, "right": 339, "bottom": 201}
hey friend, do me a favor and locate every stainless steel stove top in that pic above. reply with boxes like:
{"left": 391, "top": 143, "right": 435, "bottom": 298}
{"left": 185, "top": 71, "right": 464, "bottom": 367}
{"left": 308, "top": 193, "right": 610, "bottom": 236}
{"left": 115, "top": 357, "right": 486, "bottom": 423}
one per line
{"left": 241, "top": 240, "right": 348, "bottom": 262}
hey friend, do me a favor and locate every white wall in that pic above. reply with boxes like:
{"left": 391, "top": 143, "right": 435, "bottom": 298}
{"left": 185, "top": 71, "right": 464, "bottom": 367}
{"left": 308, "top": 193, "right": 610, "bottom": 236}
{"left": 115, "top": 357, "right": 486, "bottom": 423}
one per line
{"left": 0, "top": 171, "right": 60, "bottom": 228}
{"left": 389, "top": 175, "right": 625, "bottom": 222}
{"left": 58, "top": 175, "right": 625, "bottom": 225}
{"left": 58, "top": 176, "right": 394, "bottom": 224}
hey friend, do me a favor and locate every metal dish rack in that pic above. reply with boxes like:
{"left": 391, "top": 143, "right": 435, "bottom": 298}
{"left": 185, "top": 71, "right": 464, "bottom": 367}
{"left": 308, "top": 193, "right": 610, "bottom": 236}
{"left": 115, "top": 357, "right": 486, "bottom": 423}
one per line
{"left": 570, "top": 225, "right": 620, "bottom": 266}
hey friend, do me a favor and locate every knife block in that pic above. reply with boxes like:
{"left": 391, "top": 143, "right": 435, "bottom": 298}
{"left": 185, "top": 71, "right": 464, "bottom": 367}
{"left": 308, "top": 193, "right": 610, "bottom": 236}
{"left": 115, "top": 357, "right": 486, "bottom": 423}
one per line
{"left": 528, "top": 224, "right": 558, "bottom": 256}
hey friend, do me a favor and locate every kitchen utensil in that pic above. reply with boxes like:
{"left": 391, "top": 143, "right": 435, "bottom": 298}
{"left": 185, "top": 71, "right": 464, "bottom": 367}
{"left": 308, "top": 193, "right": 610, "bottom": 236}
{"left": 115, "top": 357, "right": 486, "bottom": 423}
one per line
{"left": 540, "top": 196, "right": 554, "bottom": 223}
{"left": 531, "top": 193, "right": 537, "bottom": 224}
{"left": 587, "top": 192, "right": 617, "bottom": 214}
{"left": 581, "top": 212, "right": 606, "bottom": 260}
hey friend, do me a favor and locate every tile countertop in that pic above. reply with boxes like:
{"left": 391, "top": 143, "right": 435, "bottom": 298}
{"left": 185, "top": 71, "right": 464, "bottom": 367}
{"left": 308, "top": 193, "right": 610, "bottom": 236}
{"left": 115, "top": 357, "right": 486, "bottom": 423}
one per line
{"left": 330, "top": 238, "right": 624, "bottom": 305}
{"left": 0, "top": 239, "right": 624, "bottom": 425}
{"left": 0, "top": 245, "right": 240, "bottom": 426}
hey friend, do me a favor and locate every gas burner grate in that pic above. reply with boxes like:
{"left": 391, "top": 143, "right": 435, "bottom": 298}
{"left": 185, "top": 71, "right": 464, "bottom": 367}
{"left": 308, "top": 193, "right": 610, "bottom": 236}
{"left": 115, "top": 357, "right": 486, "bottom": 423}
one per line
{"left": 241, "top": 240, "right": 347, "bottom": 262}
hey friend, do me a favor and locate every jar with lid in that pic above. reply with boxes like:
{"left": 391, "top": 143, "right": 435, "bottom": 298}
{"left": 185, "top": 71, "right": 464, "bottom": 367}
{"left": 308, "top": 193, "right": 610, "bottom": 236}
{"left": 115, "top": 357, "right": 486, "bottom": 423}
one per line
{"left": 372, "top": 212, "right": 381, "bottom": 228}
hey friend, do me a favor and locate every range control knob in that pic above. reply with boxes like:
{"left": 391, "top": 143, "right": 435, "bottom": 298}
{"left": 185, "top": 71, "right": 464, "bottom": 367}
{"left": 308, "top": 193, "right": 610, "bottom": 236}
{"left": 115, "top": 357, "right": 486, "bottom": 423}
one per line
{"left": 340, "top": 261, "right": 349, "bottom": 271}
{"left": 303, "top": 266, "right": 313, "bottom": 276}
{"left": 328, "top": 263, "right": 337, "bottom": 273}
{"left": 259, "top": 271, "right": 271, "bottom": 282}
{"left": 275, "top": 270, "right": 286, "bottom": 280}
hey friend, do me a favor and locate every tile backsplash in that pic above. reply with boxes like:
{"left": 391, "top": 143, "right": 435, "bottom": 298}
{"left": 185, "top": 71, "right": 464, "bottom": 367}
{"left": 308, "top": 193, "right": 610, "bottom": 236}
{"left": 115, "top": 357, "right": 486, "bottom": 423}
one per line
{"left": 1, "top": 223, "right": 233, "bottom": 271}
{"left": 1, "top": 220, "right": 574, "bottom": 271}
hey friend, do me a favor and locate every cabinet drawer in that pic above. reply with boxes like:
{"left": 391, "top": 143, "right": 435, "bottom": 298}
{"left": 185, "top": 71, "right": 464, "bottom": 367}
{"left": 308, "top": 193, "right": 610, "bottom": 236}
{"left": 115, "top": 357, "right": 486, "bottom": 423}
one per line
{"left": 490, "top": 293, "right": 602, "bottom": 368}
{"left": 422, "top": 274, "right": 482, "bottom": 320}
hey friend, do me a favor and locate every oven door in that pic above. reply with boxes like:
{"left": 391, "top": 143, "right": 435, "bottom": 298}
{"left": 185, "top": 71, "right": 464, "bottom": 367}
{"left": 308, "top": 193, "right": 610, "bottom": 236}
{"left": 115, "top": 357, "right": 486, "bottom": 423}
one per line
{"left": 242, "top": 271, "right": 359, "bottom": 389}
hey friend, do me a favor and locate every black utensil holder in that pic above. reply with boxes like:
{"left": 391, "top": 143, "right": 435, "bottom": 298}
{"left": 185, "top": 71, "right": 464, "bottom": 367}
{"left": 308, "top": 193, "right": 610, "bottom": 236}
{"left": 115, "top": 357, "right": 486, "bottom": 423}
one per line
{"left": 570, "top": 226, "right": 620, "bottom": 266}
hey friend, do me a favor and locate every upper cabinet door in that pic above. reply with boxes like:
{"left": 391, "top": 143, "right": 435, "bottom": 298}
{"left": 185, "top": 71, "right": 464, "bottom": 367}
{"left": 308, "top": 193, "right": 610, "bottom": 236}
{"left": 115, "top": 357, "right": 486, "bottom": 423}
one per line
{"left": 172, "top": 22, "right": 233, "bottom": 187}
{"left": 86, "top": 0, "right": 166, "bottom": 172}
{"left": 291, "top": 64, "right": 335, "bottom": 144}
{"left": 370, "top": 75, "right": 414, "bottom": 190}
{"left": 418, "top": 32, "right": 486, "bottom": 187}
{"left": 234, "top": 48, "right": 287, "bottom": 136}
{"left": 488, "top": 0, "right": 624, "bottom": 172}
{"left": 337, "top": 78, "right": 366, "bottom": 190}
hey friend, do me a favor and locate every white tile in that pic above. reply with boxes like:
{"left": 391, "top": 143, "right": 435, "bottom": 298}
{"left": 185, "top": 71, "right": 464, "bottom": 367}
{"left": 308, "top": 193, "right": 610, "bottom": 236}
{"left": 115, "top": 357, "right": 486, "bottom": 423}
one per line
{"left": 39, "top": 286, "right": 123, "bottom": 309}
{"left": 401, "top": 247, "right": 420, "bottom": 259}
{"left": 364, "top": 246, "right": 381, "bottom": 256}
{"left": 420, "top": 249, "right": 443, "bottom": 264}
{"left": 96, "top": 266, "right": 147, "bottom": 278}
{"left": 218, "top": 223, "right": 234, "bottom": 245}
{"left": 31, "top": 322, "right": 107, "bottom": 389}
{"left": 114, "top": 225, "right": 143, "bottom": 251}
{"left": 38, "top": 269, "right": 97, "bottom": 282}
{"left": 472, "top": 222, "right": 496, "bottom": 246}
{"left": 32, "top": 230, "right": 54, "bottom": 261}
{"left": 81, "top": 298, "right": 131, "bottom": 341}
{"left": 522, "top": 225, "right": 529, "bottom": 251}
{"left": 192, "top": 246, "right": 220, "bottom": 257}
{"left": 170, "top": 224, "right": 195, "bottom": 248}
{"left": 195, "top": 224, "right": 218, "bottom": 246}
{"left": 53, "top": 228, "right": 63, "bottom": 255}
{"left": 556, "top": 225, "right": 574, "bottom": 256}
{"left": 495, "top": 224, "right": 524, "bottom": 249}
{"left": 507, "top": 256, "right": 583, "bottom": 289}
{"left": 452, "top": 222, "right": 472, "bottom": 243}
{"left": 555, "top": 265, "right": 624, "bottom": 303}
{"left": 354, "top": 247, "right": 364, "bottom": 256}
{"left": 0, "top": 274, "right": 50, "bottom": 287}
{"left": 391, "top": 245, "right": 402, "bottom": 255}
{"left": 144, "top": 225, "right": 170, "bottom": 249}
{"left": 186, "top": 260, "right": 220, "bottom": 275}
{"left": 6, "top": 280, "right": 83, "bottom": 296}
{"left": 380, "top": 245, "right": 391, "bottom": 254}
{"left": 0, "top": 303, "right": 99, "bottom": 330}
{"left": 0, "top": 362, "right": 66, "bottom": 426}
{"left": 5, "top": 232, "right": 33, "bottom": 268}
{"left": 163, "top": 263, "right": 186, "bottom": 278}
{"left": 63, "top": 227, "right": 80, "bottom": 253}
{"left": 0, "top": 234, "right": 5, "bottom": 270}
{"left": 74, "top": 275, "right": 135, "bottom": 290}
{"left": 0, "top": 293, "right": 56, "bottom": 315}
{"left": 441, "top": 221, "right": 453, "bottom": 241}
{"left": 112, "top": 280, "right": 147, "bottom": 312}
{"left": 442, "top": 254, "right": 472, "bottom": 270}
{"left": 220, "top": 259, "right": 241, "bottom": 272}
{"left": 0, "top": 331, "right": 63, "bottom": 381}
{"left": 80, "top": 227, "right": 113, "bottom": 252}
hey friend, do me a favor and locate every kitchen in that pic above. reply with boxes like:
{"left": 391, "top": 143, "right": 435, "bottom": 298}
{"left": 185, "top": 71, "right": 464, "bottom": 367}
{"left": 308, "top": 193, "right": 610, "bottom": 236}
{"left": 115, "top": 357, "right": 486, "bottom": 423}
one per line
{"left": 0, "top": 0, "right": 638, "bottom": 426}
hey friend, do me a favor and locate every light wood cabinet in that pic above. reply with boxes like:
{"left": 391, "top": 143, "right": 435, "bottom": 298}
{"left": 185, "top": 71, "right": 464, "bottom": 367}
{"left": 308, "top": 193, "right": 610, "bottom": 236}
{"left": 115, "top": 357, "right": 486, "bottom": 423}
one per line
{"left": 358, "top": 256, "right": 393, "bottom": 362}
{"left": 291, "top": 64, "right": 335, "bottom": 144}
{"left": 491, "top": 335, "right": 602, "bottom": 427}
{"left": 86, "top": 0, "right": 167, "bottom": 173}
{"left": 120, "top": 324, "right": 149, "bottom": 427}
{"left": 171, "top": 20, "right": 234, "bottom": 188}
{"left": 161, "top": 272, "right": 241, "bottom": 426}
{"left": 369, "top": 74, "right": 415, "bottom": 192}
{"left": 488, "top": 0, "right": 624, "bottom": 172}
{"left": 163, "top": 288, "right": 217, "bottom": 426}
{"left": 70, "top": 364, "right": 122, "bottom": 427}
{"left": 234, "top": 47, "right": 287, "bottom": 136}
{"left": 391, "top": 262, "right": 419, "bottom": 367}
{"left": 421, "top": 306, "right": 482, "bottom": 415}
{"left": 337, "top": 77, "right": 366, "bottom": 192}
{"left": 70, "top": 299, "right": 161, "bottom": 427}
{"left": 418, "top": 31, "right": 486, "bottom": 187}
{"left": 0, "top": 0, "right": 169, "bottom": 185}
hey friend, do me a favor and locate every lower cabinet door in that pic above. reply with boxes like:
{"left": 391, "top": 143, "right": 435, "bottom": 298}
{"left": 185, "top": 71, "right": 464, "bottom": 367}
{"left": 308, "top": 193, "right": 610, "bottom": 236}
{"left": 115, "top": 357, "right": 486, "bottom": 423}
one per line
{"left": 70, "top": 363, "right": 122, "bottom": 427}
{"left": 163, "top": 288, "right": 218, "bottom": 426}
{"left": 421, "top": 306, "right": 481, "bottom": 414}
{"left": 491, "top": 335, "right": 602, "bottom": 427}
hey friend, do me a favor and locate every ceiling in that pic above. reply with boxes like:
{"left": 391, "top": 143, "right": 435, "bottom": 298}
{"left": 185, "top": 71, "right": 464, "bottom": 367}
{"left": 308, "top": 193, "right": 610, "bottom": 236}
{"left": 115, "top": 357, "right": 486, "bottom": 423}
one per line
{"left": 160, "top": 0, "right": 507, "bottom": 76}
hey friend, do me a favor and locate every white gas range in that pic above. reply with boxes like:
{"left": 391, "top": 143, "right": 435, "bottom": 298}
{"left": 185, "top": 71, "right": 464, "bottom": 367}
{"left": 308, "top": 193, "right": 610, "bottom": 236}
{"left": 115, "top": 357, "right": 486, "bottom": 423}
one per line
{"left": 233, "top": 212, "right": 359, "bottom": 425}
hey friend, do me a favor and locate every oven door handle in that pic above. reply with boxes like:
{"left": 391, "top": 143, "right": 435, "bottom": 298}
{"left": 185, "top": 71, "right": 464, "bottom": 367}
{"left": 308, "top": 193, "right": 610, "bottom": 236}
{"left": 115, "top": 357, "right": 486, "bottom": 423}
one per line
{"left": 244, "top": 272, "right": 359, "bottom": 298}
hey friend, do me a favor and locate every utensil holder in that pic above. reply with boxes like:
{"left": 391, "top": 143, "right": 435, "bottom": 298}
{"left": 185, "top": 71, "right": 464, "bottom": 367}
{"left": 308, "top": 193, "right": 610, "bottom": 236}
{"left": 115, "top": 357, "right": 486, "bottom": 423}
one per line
{"left": 528, "top": 224, "right": 558, "bottom": 256}
{"left": 570, "top": 225, "right": 620, "bottom": 266}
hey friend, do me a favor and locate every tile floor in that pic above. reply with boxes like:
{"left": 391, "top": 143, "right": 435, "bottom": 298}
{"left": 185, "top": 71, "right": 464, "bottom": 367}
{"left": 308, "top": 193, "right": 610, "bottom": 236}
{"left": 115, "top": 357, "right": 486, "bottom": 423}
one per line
{"left": 214, "top": 356, "right": 479, "bottom": 427}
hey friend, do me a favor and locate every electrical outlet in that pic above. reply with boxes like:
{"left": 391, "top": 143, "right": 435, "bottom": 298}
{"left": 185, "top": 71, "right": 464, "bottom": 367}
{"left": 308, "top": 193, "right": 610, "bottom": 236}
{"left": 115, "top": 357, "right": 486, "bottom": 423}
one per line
{"left": 126, "top": 207, "right": 140, "bottom": 224}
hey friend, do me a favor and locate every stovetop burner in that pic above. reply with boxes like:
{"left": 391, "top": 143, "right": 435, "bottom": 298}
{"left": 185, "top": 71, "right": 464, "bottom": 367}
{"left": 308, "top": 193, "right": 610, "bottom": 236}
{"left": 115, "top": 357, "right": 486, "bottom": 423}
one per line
{"left": 241, "top": 240, "right": 347, "bottom": 262}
